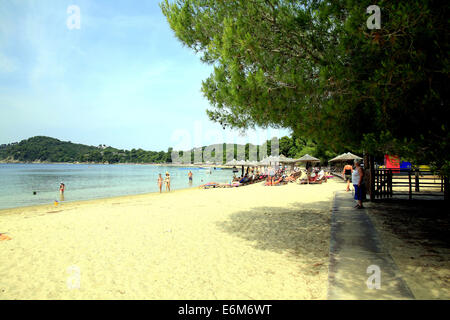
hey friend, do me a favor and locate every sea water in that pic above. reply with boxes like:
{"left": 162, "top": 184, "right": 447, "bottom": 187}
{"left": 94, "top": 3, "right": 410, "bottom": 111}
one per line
{"left": 0, "top": 163, "right": 234, "bottom": 210}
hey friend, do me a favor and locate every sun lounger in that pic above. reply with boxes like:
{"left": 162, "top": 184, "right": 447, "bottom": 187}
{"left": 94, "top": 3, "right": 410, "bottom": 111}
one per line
{"left": 200, "top": 182, "right": 220, "bottom": 189}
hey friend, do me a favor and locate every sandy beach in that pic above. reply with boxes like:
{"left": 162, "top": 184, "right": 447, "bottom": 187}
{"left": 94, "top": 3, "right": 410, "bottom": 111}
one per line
{"left": 0, "top": 179, "right": 343, "bottom": 300}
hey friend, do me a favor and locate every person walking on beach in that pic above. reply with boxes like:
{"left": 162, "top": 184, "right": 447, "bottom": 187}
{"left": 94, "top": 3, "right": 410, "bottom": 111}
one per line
{"left": 342, "top": 161, "right": 353, "bottom": 192}
{"left": 352, "top": 159, "right": 364, "bottom": 209}
{"left": 164, "top": 172, "right": 171, "bottom": 192}
{"left": 269, "top": 167, "right": 275, "bottom": 185}
{"left": 157, "top": 174, "right": 163, "bottom": 193}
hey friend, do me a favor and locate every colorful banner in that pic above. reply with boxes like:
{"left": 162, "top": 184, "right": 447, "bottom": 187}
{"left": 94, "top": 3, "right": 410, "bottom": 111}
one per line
{"left": 385, "top": 155, "right": 400, "bottom": 172}
{"left": 400, "top": 161, "right": 412, "bottom": 171}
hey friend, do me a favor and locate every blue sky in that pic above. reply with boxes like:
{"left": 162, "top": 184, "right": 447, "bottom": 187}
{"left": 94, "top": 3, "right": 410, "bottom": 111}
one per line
{"left": 0, "top": 0, "right": 289, "bottom": 151}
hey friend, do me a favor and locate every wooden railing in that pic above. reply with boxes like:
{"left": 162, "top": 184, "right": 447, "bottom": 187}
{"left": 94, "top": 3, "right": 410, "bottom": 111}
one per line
{"left": 373, "top": 169, "right": 446, "bottom": 200}
{"left": 373, "top": 169, "right": 393, "bottom": 199}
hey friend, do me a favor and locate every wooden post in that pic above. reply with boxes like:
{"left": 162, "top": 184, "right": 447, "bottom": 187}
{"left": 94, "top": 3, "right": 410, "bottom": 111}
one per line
{"left": 445, "top": 176, "right": 449, "bottom": 201}
{"left": 387, "top": 170, "right": 390, "bottom": 197}
{"left": 389, "top": 170, "right": 393, "bottom": 197}
{"left": 375, "top": 169, "right": 379, "bottom": 199}
{"left": 369, "top": 154, "right": 375, "bottom": 201}
{"left": 415, "top": 168, "right": 420, "bottom": 192}
{"left": 408, "top": 170, "right": 412, "bottom": 200}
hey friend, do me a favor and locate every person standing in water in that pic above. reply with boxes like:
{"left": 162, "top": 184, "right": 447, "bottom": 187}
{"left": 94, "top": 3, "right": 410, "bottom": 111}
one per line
{"left": 164, "top": 172, "right": 171, "bottom": 192}
{"left": 59, "top": 182, "right": 65, "bottom": 201}
{"left": 188, "top": 171, "right": 193, "bottom": 184}
{"left": 157, "top": 174, "right": 163, "bottom": 193}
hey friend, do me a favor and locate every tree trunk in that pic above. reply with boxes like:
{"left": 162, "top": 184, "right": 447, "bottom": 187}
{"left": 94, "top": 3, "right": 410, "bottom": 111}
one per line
{"left": 364, "top": 152, "right": 375, "bottom": 202}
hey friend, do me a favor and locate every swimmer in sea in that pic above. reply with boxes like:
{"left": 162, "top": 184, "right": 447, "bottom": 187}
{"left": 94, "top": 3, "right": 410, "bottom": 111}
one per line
{"left": 157, "top": 174, "right": 163, "bottom": 193}
{"left": 188, "top": 171, "right": 193, "bottom": 186}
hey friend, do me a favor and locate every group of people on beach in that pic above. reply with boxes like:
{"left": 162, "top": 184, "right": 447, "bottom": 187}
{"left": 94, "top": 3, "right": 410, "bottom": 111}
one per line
{"left": 157, "top": 170, "right": 195, "bottom": 193}
{"left": 232, "top": 166, "right": 263, "bottom": 184}
{"left": 266, "top": 166, "right": 329, "bottom": 185}
{"left": 57, "top": 171, "right": 186, "bottom": 197}
{"left": 157, "top": 172, "right": 172, "bottom": 193}
{"left": 294, "top": 167, "right": 329, "bottom": 185}
{"left": 231, "top": 165, "right": 330, "bottom": 187}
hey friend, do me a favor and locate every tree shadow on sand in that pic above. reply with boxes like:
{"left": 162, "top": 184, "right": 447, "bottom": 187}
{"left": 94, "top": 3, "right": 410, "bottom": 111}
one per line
{"left": 367, "top": 199, "right": 450, "bottom": 249}
{"left": 216, "top": 200, "right": 333, "bottom": 264}
{"left": 363, "top": 199, "right": 450, "bottom": 299}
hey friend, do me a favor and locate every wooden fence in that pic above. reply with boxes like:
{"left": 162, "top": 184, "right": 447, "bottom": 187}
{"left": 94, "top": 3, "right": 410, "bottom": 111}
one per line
{"left": 372, "top": 169, "right": 447, "bottom": 200}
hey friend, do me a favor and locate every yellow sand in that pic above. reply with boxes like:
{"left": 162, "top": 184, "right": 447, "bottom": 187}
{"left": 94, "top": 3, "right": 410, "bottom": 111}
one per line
{"left": 0, "top": 179, "right": 343, "bottom": 300}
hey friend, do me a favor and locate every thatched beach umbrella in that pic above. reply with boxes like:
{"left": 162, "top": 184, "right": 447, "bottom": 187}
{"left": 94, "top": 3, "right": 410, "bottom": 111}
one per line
{"left": 292, "top": 154, "right": 320, "bottom": 183}
{"left": 225, "top": 159, "right": 240, "bottom": 174}
{"left": 244, "top": 160, "right": 259, "bottom": 175}
{"left": 234, "top": 159, "right": 247, "bottom": 176}
{"left": 225, "top": 159, "right": 238, "bottom": 166}
{"left": 259, "top": 155, "right": 284, "bottom": 165}
{"left": 258, "top": 157, "right": 270, "bottom": 166}
{"left": 329, "top": 152, "right": 362, "bottom": 162}
{"left": 278, "top": 155, "right": 296, "bottom": 171}
{"left": 294, "top": 154, "right": 320, "bottom": 171}
{"left": 276, "top": 154, "right": 293, "bottom": 163}
{"left": 257, "top": 158, "right": 269, "bottom": 174}
{"left": 294, "top": 154, "right": 320, "bottom": 163}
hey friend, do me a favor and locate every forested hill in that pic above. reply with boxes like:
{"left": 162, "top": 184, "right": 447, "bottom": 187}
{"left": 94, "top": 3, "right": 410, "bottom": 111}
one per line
{"left": 0, "top": 136, "right": 170, "bottom": 164}
{"left": 0, "top": 135, "right": 338, "bottom": 164}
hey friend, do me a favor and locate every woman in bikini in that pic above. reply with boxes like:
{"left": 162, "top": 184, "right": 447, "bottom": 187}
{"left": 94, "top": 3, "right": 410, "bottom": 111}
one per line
{"left": 164, "top": 172, "right": 171, "bottom": 192}
{"left": 59, "top": 182, "right": 65, "bottom": 201}
{"left": 157, "top": 174, "right": 163, "bottom": 193}
{"left": 342, "top": 161, "right": 353, "bottom": 192}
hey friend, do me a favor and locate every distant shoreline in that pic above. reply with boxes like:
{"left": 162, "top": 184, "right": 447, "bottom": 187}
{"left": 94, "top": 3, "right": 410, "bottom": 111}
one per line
{"left": 0, "top": 160, "right": 231, "bottom": 168}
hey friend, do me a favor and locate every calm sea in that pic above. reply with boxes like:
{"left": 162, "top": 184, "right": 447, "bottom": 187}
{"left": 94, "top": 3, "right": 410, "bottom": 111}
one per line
{"left": 0, "top": 163, "right": 234, "bottom": 210}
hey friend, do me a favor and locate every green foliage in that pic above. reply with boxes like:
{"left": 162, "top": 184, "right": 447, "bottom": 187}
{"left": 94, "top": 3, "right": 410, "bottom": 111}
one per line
{"left": 0, "top": 136, "right": 170, "bottom": 164}
{"left": 279, "top": 134, "right": 338, "bottom": 164}
{"left": 161, "top": 0, "right": 449, "bottom": 175}
{"left": 0, "top": 135, "right": 340, "bottom": 165}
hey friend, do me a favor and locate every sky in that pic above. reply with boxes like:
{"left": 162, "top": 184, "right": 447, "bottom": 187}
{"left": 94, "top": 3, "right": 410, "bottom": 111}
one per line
{"left": 0, "top": 0, "right": 290, "bottom": 151}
